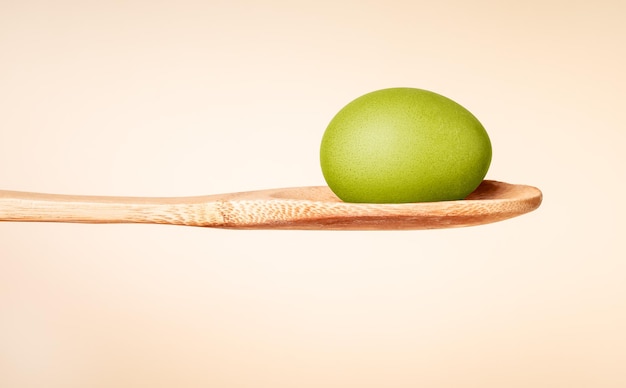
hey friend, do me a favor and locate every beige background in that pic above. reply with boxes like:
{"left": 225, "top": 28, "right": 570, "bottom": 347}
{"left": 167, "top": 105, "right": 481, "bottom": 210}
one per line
{"left": 1, "top": 1, "right": 624, "bottom": 387}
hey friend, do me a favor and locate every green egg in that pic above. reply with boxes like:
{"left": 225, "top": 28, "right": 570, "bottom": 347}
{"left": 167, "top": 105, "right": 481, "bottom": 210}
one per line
{"left": 320, "top": 87, "right": 492, "bottom": 203}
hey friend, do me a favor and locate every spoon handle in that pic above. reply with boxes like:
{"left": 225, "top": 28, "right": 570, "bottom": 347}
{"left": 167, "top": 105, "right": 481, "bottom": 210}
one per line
{"left": 0, "top": 190, "right": 225, "bottom": 227}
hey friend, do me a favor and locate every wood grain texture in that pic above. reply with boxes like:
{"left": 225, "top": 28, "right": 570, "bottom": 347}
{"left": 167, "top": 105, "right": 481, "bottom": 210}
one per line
{"left": 0, "top": 180, "right": 541, "bottom": 230}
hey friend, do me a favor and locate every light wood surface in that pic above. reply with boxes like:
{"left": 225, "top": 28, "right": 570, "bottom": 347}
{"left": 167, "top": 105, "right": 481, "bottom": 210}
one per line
{"left": 0, "top": 180, "right": 541, "bottom": 230}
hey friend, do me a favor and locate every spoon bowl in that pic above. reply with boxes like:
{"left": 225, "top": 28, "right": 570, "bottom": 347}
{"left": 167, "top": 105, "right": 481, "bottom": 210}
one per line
{"left": 0, "top": 180, "right": 541, "bottom": 230}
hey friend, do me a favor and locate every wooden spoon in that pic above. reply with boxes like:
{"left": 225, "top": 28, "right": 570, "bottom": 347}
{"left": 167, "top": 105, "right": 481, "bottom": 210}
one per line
{"left": 0, "top": 180, "right": 541, "bottom": 230}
